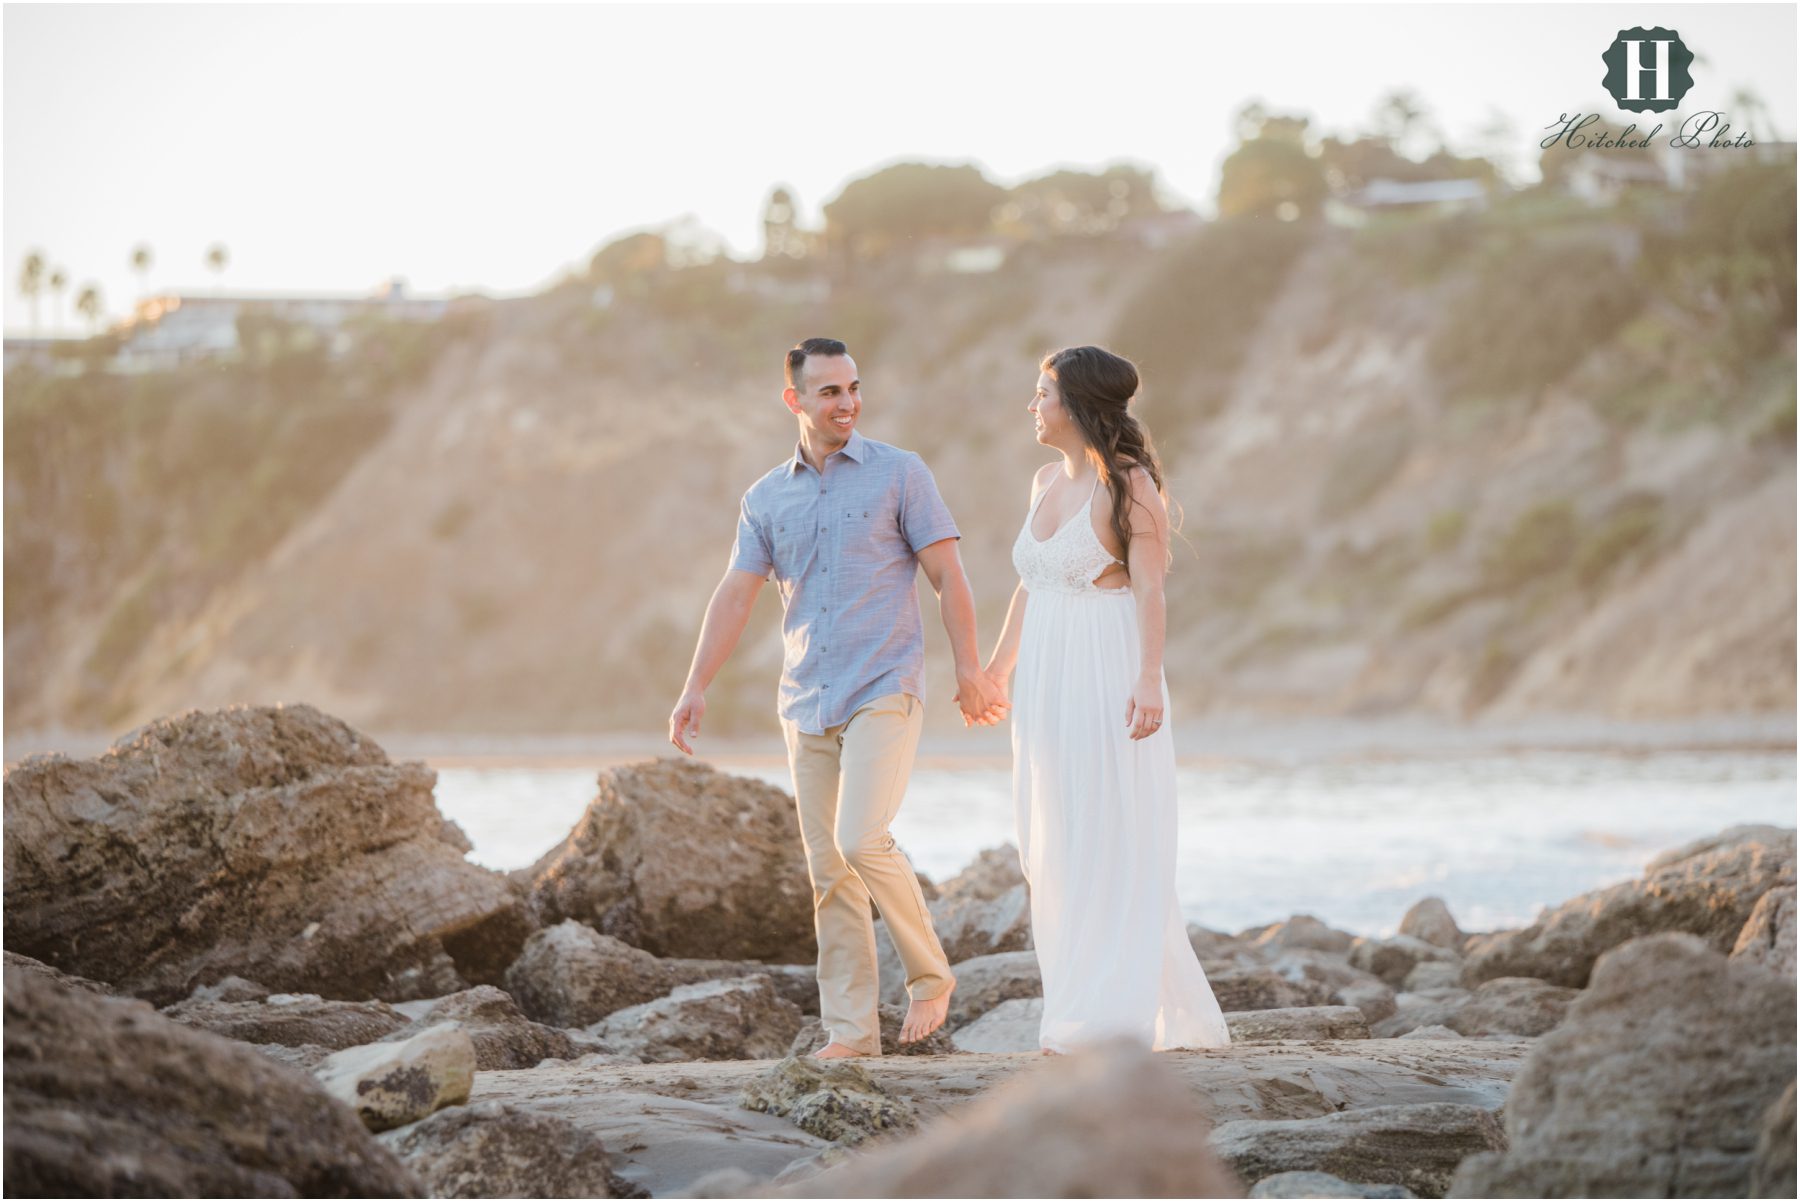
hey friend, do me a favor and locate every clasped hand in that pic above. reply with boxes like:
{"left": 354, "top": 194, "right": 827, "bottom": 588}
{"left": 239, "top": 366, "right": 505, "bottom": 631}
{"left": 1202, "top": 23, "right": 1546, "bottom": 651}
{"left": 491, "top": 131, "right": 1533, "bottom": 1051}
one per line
{"left": 953, "top": 667, "right": 1011, "bottom": 728}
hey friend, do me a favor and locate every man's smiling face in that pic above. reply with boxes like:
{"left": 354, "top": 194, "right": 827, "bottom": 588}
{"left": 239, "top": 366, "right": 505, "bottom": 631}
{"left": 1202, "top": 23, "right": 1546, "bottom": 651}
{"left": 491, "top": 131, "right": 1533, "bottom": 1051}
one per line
{"left": 785, "top": 353, "right": 860, "bottom": 447}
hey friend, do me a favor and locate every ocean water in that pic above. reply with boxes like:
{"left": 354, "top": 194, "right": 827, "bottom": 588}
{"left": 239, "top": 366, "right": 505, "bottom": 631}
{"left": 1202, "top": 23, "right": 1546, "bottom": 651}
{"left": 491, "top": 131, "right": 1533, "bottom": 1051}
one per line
{"left": 435, "top": 748, "right": 1795, "bottom": 937}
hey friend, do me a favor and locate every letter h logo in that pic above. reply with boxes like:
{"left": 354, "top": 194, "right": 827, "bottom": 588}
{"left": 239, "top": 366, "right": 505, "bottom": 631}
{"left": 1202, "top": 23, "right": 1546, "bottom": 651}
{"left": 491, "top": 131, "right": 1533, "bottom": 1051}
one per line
{"left": 1602, "top": 27, "right": 1695, "bottom": 113}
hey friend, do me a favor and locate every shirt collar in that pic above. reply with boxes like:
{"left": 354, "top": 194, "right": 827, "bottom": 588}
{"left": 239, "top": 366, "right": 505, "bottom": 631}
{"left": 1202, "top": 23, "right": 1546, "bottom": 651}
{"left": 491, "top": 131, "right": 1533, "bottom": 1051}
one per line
{"left": 789, "top": 427, "right": 866, "bottom": 474}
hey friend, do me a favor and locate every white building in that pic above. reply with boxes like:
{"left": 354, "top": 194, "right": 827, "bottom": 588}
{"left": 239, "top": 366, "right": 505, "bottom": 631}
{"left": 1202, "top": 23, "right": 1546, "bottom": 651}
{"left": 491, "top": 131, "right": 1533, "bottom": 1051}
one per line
{"left": 1324, "top": 178, "right": 1491, "bottom": 228}
{"left": 111, "top": 277, "right": 451, "bottom": 372}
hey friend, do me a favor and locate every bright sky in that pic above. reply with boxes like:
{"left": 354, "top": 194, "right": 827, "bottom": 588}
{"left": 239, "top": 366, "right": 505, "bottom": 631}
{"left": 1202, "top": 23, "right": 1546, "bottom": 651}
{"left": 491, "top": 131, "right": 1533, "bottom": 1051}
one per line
{"left": 4, "top": 2, "right": 1794, "bottom": 335}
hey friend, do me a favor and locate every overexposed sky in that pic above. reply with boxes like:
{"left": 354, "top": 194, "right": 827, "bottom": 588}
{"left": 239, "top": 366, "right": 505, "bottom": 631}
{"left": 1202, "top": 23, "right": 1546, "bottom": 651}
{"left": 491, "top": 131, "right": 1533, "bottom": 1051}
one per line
{"left": 4, "top": 2, "right": 1794, "bottom": 335}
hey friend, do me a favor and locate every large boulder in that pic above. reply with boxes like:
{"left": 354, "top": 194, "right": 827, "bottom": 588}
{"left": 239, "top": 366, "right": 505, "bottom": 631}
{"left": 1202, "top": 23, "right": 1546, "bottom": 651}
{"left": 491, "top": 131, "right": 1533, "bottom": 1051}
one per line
{"left": 378, "top": 1100, "right": 644, "bottom": 1198}
{"left": 1348, "top": 935, "right": 1460, "bottom": 989}
{"left": 504, "top": 921, "right": 679, "bottom": 1027}
{"left": 163, "top": 992, "right": 409, "bottom": 1049}
{"left": 4, "top": 949, "right": 112, "bottom": 995}
{"left": 780, "top": 1039, "right": 1243, "bottom": 1197}
{"left": 518, "top": 758, "right": 815, "bottom": 962}
{"left": 1209, "top": 965, "right": 1336, "bottom": 1012}
{"left": 1752, "top": 1081, "right": 1796, "bottom": 1199}
{"left": 1450, "top": 932, "right": 1797, "bottom": 1197}
{"left": 1243, "top": 914, "right": 1358, "bottom": 956}
{"left": 592, "top": 974, "right": 804, "bottom": 1063}
{"left": 950, "top": 996, "right": 1042, "bottom": 1053}
{"left": 3, "top": 703, "right": 534, "bottom": 1004}
{"left": 1463, "top": 824, "right": 1796, "bottom": 988}
{"left": 1209, "top": 1103, "right": 1504, "bottom": 1199}
{"left": 945, "top": 950, "right": 1041, "bottom": 1027}
{"left": 314, "top": 1023, "right": 476, "bottom": 1133}
{"left": 1732, "top": 884, "right": 1796, "bottom": 979}
{"left": 392, "top": 986, "right": 585, "bottom": 1070}
{"left": 4, "top": 967, "right": 423, "bottom": 1196}
{"left": 1397, "top": 898, "right": 1464, "bottom": 950}
{"left": 1373, "top": 977, "right": 1577, "bottom": 1039}
{"left": 1227, "top": 1006, "right": 1372, "bottom": 1042}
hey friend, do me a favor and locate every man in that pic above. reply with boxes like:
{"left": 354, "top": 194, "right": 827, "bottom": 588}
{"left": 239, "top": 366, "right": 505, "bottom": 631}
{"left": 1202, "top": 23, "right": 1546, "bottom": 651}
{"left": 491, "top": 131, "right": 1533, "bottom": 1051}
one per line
{"left": 669, "top": 337, "right": 1007, "bottom": 1056}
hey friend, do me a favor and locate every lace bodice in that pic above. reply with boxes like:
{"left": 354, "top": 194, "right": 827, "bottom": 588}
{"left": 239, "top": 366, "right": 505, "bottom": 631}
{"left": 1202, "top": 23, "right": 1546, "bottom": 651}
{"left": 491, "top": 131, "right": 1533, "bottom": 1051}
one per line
{"left": 1012, "top": 475, "right": 1129, "bottom": 596}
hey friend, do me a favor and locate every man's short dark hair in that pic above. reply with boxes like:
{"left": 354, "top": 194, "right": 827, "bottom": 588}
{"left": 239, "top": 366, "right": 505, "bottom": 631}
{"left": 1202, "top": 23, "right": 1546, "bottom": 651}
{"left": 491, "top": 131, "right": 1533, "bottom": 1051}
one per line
{"left": 785, "top": 337, "right": 849, "bottom": 391}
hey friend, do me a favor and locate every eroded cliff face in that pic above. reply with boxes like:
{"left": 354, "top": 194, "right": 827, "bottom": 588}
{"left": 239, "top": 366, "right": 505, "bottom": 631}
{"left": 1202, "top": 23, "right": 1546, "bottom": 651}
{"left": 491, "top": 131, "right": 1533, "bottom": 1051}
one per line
{"left": 7, "top": 213, "right": 1793, "bottom": 738}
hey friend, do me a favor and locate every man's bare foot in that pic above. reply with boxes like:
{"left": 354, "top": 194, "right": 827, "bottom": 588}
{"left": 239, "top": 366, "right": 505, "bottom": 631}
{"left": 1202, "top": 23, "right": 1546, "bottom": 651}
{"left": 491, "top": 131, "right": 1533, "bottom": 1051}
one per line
{"left": 811, "top": 1041, "right": 868, "bottom": 1059}
{"left": 899, "top": 983, "right": 955, "bottom": 1044}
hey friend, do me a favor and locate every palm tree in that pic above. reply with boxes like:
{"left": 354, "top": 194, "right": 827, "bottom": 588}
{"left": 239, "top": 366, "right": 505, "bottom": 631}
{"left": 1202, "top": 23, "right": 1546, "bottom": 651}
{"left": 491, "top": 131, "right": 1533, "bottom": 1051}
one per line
{"left": 204, "top": 242, "right": 229, "bottom": 293}
{"left": 1374, "top": 88, "right": 1440, "bottom": 159}
{"left": 1728, "top": 86, "right": 1778, "bottom": 143}
{"left": 48, "top": 267, "right": 68, "bottom": 334}
{"left": 74, "top": 283, "right": 104, "bottom": 336}
{"left": 18, "top": 249, "right": 45, "bottom": 335}
{"left": 131, "top": 243, "right": 154, "bottom": 300}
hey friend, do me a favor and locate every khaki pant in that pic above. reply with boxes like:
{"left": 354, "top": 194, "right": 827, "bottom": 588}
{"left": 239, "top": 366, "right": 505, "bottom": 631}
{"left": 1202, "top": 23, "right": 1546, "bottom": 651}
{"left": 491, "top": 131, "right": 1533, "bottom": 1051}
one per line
{"left": 782, "top": 691, "right": 953, "bottom": 1055}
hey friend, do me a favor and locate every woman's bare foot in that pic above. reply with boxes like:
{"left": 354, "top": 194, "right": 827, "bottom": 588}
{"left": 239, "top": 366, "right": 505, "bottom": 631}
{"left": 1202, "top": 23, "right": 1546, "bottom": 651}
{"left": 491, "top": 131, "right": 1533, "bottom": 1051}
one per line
{"left": 812, "top": 1041, "right": 870, "bottom": 1059}
{"left": 899, "top": 982, "right": 956, "bottom": 1043}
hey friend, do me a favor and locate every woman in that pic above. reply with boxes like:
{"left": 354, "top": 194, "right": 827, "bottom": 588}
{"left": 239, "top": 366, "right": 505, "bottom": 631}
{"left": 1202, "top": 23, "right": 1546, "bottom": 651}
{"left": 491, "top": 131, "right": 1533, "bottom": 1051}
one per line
{"left": 980, "top": 345, "right": 1231, "bottom": 1055}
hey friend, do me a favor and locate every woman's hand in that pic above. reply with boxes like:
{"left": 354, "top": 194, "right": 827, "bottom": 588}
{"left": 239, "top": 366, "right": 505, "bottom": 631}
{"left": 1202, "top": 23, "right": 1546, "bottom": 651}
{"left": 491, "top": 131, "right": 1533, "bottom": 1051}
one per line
{"left": 1124, "top": 675, "right": 1163, "bottom": 741}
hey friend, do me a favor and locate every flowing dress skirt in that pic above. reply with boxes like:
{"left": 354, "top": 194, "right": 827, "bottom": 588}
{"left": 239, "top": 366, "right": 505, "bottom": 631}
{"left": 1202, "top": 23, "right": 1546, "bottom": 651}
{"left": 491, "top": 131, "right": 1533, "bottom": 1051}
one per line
{"left": 1011, "top": 588, "right": 1232, "bottom": 1053}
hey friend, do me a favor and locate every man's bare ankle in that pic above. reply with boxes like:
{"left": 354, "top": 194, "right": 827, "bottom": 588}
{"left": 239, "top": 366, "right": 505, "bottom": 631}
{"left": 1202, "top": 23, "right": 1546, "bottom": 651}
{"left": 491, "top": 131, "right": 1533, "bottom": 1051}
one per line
{"left": 812, "top": 1041, "right": 871, "bottom": 1059}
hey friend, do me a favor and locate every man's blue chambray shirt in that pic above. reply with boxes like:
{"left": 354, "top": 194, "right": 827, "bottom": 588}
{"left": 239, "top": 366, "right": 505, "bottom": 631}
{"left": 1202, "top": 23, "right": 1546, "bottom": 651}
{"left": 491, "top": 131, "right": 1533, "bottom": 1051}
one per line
{"left": 729, "top": 428, "right": 960, "bottom": 736}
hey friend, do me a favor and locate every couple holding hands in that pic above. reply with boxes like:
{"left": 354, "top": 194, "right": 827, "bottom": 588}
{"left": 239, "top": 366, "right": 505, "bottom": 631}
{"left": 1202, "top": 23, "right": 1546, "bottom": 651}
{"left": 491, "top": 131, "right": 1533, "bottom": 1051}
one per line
{"left": 669, "top": 337, "right": 1230, "bottom": 1057}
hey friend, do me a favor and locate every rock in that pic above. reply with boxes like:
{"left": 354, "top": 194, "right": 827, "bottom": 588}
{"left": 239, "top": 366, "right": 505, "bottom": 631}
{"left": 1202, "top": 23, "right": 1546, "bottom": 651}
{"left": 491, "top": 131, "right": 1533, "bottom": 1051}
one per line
{"left": 1372, "top": 989, "right": 1469, "bottom": 1038}
{"left": 314, "top": 1022, "right": 476, "bottom": 1132}
{"left": 163, "top": 992, "right": 408, "bottom": 1049}
{"left": 1396, "top": 1025, "right": 1461, "bottom": 1040}
{"left": 936, "top": 843, "right": 1025, "bottom": 901}
{"left": 1449, "top": 932, "right": 1797, "bottom": 1198}
{"left": 931, "top": 882, "right": 1034, "bottom": 965}
{"left": 504, "top": 920, "right": 676, "bottom": 1027}
{"left": 1210, "top": 965, "right": 1337, "bottom": 1012}
{"left": 1752, "top": 1080, "right": 1797, "bottom": 1199}
{"left": 668, "top": 958, "right": 820, "bottom": 1015}
{"left": 768, "top": 1144, "right": 856, "bottom": 1186}
{"left": 378, "top": 1100, "right": 644, "bottom": 1198}
{"left": 1334, "top": 981, "right": 1399, "bottom": 1025}
{"left": 1210, "top": 1103, "right": 1504, "bottom": 1199}
{"left": 593, "top": 975, "right": 804, "bottom": 1063}
{"left": 1732, "top": 884, "right": 1796, "bottom": 978}
{"left": 788, "top": 1002, "right": 956, "bottom": 1058}
{"left": 3, "top": 703, "right": 535, "bottom": 1003}
{"left": 189, "top": 975, "right": 273, "bottom": 1003}
{"left": 4, "top": 966, "right": 422, "bottom": 1197}
{"left": 1348, "top": 935, "right": 1460, "bottom": 988}
{"left": 1227, "top": 1005, "right": 1372, "bottom": 1042}
{"left": 681, "top": 1166, "right": 770, "bottom": 1197}
{"left": 1400, "top": 960, "right": 1463, "bottom": 992}
{"left": 950, "top": 996, "right": 1041, "bottom": 1053}
{"left": 945, "top": 950, "right": 1041, "bottom": 1027}
{"left": 1398, "top": 897, "right": 1464, "bottom": 950}
{"left": 1463, "top": 824, "right": 1796, "bottom": 988}
{"left": 257, "top": 1042, "right": 336, "bottom": 1070}
{"left": 518, "top": 758, "right": 815, "bottom": 962}
{"left": 1250, "top": 1170, "right": 1418, "bottom": 1198}
{"left": 1372, "top": 977, "right": 1576, "bottom": 1039}
{"left": 1246, "top": 914, "right": 1358, "bottom": 955}
{"left": 3, "top": 949, "right": 111, "bottom": 994}
{"left": 392, "top": 986, "right": 583, "bottom": 1070}
{"left": 1191, "top": 924, "right": 1266, "bottom": 965}
{"left": 739, "top": 1054, "right": 917, "bottom": 1146}
{"left": 780, "top": 1039, "right": 1242, "bottom": 1197}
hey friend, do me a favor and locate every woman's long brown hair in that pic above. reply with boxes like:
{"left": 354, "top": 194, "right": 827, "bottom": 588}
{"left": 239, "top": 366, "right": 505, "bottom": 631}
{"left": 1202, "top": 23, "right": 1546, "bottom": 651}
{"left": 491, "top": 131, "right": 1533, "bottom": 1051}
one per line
{"left": 1041, "top": 345, "right": 1182, "bottom": 573}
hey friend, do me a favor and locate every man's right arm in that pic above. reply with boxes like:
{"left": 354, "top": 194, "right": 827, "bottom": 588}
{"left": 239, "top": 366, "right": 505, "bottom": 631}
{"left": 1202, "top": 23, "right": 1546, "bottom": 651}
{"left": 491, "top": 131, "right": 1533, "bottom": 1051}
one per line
{"left": 670, "top": 568, "right": 765, "bottom": 754}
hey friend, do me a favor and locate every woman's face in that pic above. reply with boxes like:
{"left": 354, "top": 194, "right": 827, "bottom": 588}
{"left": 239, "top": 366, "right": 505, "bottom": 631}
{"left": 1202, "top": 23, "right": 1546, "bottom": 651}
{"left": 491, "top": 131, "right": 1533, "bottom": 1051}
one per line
{"left": 1028, "top": 371, "right": 1074, "bottom": 447}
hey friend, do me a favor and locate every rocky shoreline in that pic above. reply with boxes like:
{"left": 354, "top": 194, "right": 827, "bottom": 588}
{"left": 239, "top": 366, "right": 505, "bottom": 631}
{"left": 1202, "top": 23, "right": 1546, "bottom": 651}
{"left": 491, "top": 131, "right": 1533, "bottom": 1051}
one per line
{"left": 4, "top": 703, "right": 1794, "bottom": 1198}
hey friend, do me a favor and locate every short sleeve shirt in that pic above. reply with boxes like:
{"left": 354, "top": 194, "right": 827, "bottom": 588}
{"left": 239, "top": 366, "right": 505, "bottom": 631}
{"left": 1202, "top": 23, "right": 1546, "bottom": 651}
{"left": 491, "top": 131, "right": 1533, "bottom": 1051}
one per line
{"left": 730, "top": 429, "right": 960, "bottom": 734}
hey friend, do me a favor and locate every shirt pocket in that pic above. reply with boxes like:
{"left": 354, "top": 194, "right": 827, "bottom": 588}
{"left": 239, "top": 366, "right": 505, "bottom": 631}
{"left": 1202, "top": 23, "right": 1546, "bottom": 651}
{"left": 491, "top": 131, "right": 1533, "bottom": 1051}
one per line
{"left": 768, "top": 510, "right": 815, "bottom": 580}
{"left": 841, "top": 499, "right": 906, "bottom": 571}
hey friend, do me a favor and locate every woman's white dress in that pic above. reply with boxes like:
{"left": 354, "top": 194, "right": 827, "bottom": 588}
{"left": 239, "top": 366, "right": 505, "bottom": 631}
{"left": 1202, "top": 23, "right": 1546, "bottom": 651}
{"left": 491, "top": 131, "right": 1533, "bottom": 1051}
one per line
{"left": 1009, "top": 474, "right": 1232, "bottom": 1053}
